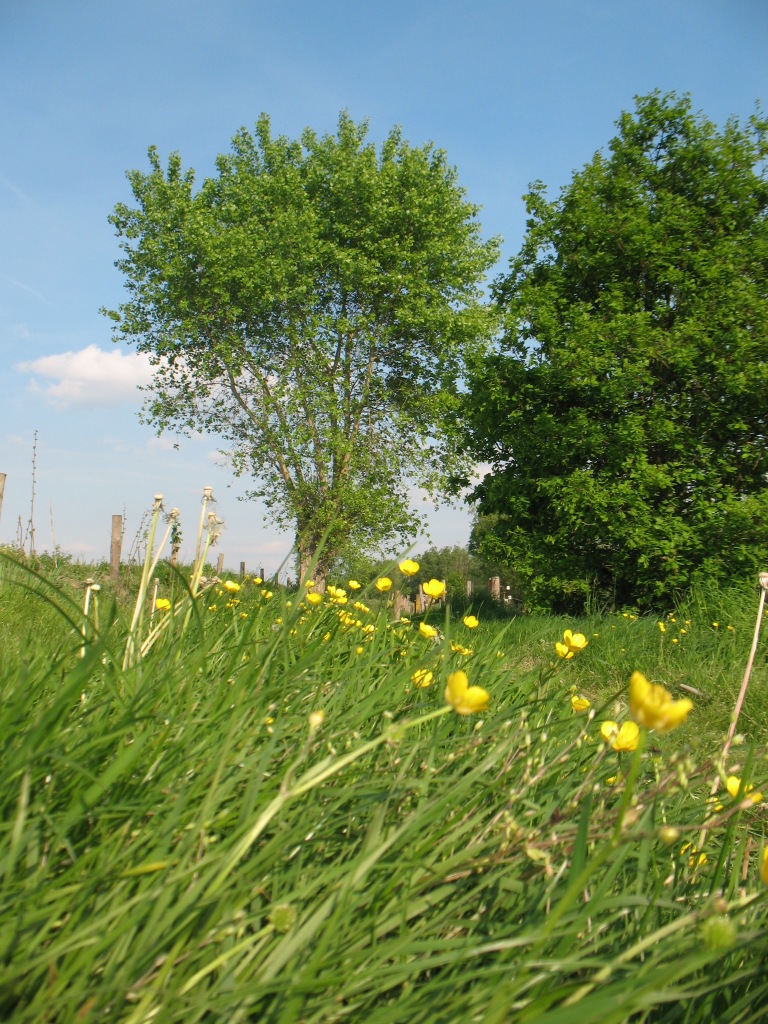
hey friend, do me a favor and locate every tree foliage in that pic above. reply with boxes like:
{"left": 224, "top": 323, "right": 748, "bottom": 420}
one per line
{"left": 468, "top": 92, "right": 768, "bottom": 611}
{"left": 106, "top": 113, "right": 499, "bottom": 580}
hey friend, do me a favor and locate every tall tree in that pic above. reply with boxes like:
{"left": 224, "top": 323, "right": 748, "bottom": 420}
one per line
{"left": 468, "top": 93, "right": 768, "bottom": 611}
{"left": 106, "top": 113, "right": 499, "bottom": 581}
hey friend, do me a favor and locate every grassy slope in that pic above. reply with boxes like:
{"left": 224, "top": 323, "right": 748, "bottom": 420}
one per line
{"left": 2, "top": 553, "right": 768, "bottom": 1023}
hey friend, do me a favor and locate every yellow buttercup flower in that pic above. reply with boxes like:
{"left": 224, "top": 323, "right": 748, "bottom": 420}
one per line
{"left": 306, "top": 592, "right": 322, "bottom": 605}
{"left": 398, "top": 559, "right": 419, "bottom": 577}
{"left": 629, "top": 671, "right": 693, "bottom": 733}
{"left": 571, "top": 694, "right": 591, "bottom": 712}
{"left": 422, "top": 579, "right": 446, "bottom": 600}
{"left": 462, "top": 615, "right": 480, "bottom": 629}
{"left": 411, "top": 668, "right": 433, "bottom": 688}
{"left": 556, "top": 629, "right": 588, "bottom": 659}
{"left": 223, "top": 580, "right": 241, "bottom": 593}
{"left": 155, "top": 597, "right": 171, "bottom": 611}
{"left": 444, "top": 670, "right": 489, "bottom": 715}
{"left": 761, "top": 848, "right": 768, "bottom": 886}
{"left": 726, "top": 775, "right": 763, "bottom": 804}
{"left": 419, "top": 622, "right": 438, "bottom": 639}
{"left": 563, "top": 629, "right": 588, "bottom": 652}
{"left": 600, "top": 720, "right": 640, "bottom": 752}
{"left": 348, "top": 580, "right": 361, "bottom": 590}
{"left": 375, "top": 577, "right": 392, "bottom": 592}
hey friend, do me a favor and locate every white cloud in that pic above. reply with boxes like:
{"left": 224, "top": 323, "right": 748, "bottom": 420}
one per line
{"left": 16, "top": 344, "right": 154, "bottom": 409}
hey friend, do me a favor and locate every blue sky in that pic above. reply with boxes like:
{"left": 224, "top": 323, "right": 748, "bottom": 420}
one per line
{"left": 2, "top": 0, "right": 766, "bottom": 575}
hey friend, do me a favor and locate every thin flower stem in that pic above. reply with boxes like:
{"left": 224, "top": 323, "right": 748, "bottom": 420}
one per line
{"left": 123, "top": 495, "right": 163, "bottom": 670}
{"left": 143, "top": 512, "right": 178, "bottom": 589}
{"left": 612, "top": 726, "right": 647, "bottom": 843}
{"left": 696, "top": 573, "right": 767, "bottom": 854}
{"left": 80, "top": 578, "right": 94, "bottom": 658}
{"left": 193, "top": 486, "right": 214, "bottom": 572}
{"left": 149, "top": 577, "right": 159, "bottom": 629}
{"left": 722, "top": 575, "right": 767, "bottom": 764}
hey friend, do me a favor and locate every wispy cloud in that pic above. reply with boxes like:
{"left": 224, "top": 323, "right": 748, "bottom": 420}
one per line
{"left": 0, "top": 274, "right": 52, "bottom": 305}
{"left": 0, "top": 173, "right": 44, "bottom": 209}
{"left": 16, "top": 344, "right": 154, "bottom": 409}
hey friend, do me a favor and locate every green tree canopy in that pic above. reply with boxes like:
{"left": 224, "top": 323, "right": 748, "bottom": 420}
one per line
{"left": 106, "top": 113, "right": 499, "bottom": 581}
{"left": 467, "top": 92, "right": 768, "bottom": 611}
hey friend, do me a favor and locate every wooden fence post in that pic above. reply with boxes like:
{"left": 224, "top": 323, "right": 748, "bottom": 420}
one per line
{"left": 109, "top": 514, "right": 122, "bottom": 581}
{"left": 0, "top": 473, "right": 6, "bottom": 527}
{"left": 240, "top": 561, "right": 246, "bottom": 578}
{"left": 489, "top": 576, "right": 501, "bottom": 602}
{"left": 216, "top": 553, "right": 225, "bottom": 575}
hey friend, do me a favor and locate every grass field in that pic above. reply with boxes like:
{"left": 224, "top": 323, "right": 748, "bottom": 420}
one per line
{"left": 2, "top": 542, "right": 768, "bottom": 1023}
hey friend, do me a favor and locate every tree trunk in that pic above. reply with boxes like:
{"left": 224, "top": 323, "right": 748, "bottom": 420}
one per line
{"left": 296, "top": 531, "right": 334, "bottom": 591}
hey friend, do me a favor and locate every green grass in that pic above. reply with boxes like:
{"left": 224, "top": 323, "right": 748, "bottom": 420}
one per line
{"left": 2, "top": 551, "right": 768, "bottom": 1022}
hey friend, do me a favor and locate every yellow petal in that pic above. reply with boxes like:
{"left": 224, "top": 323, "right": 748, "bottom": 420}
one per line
{"left": 613, "top": 721, "right": 640, "bottom": 752}
{"left": 571, "top": 694, "right": 590, "bottom": 712}
{"left": 423, "top": 579, "right": 446, "bottom": 599}
{"left": 412, "top": 669, "right": 433, "bottom": 688}
{"left": 444, "top": 670, "right": 489, "bottom": 715}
